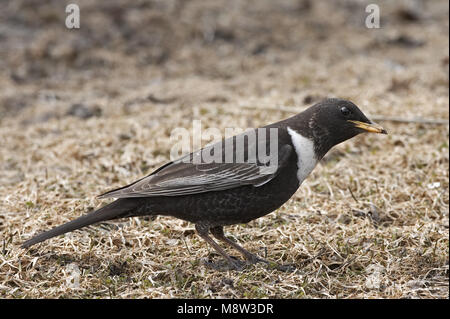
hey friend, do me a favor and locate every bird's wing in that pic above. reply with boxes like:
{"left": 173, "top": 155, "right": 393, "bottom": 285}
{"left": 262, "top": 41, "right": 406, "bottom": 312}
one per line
{"left": 98, "top": 138, "right": 293, "bottom": 198}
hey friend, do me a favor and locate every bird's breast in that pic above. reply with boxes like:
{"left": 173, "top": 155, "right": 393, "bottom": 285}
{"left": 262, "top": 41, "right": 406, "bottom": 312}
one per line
{"left": 287, "top": 127, "right": 319, "bottom": 184}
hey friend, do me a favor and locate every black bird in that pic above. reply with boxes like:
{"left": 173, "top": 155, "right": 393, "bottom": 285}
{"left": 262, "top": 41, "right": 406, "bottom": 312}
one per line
{"left": 22, "top": 98, "right": 387, "bottom": 269}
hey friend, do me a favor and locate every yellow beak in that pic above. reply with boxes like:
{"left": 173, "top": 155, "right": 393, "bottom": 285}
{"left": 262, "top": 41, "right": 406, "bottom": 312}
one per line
{"left": 347, "top": 120, "right": 387, "bottom": 134}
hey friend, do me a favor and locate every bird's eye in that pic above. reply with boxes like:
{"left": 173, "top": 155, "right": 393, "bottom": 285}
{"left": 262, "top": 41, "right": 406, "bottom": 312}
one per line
{"left": 340, "top": 106, "right": 351, "bottom": 116}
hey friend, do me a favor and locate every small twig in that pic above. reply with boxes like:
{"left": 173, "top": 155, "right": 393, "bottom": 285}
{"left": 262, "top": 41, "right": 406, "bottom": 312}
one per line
{"left": 147, "top": 94, "right": 177, "bottom": 104}
{"left": 181, "top": 235, "right": 192, "bottom": 255}
{"left": 369, "top": 115, "right": 449, "bottom": 125}
{"left": 348, "top": 187, "right": 359, "bottom": 203}
{"left": 240, "top": 104, "right": 449, "bottom": 125}
{"left": 240, "top": 104, "right": 299, "bottom": 113}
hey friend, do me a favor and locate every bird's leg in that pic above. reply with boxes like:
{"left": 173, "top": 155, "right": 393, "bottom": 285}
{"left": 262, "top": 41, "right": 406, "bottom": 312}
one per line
{"left": 195, "top": 224, "right": 242, "bottom": 270}
{"left": 210, "top": 226, "right": 268, "bottom": 265}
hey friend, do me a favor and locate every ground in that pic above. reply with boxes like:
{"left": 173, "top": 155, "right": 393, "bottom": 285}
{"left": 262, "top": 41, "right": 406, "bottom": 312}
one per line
{"left": 0, "top": 0, "right": 448, "bottom": 298}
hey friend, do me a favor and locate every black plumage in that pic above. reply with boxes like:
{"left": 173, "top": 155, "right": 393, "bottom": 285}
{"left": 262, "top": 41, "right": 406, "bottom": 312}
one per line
{"left": 22, "top": 98, "right": 387, "bottom": 269}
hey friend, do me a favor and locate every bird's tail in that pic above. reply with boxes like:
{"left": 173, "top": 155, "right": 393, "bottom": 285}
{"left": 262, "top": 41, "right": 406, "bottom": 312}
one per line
{"left": 21, "top": 198, "right": 141, "bottom": 248}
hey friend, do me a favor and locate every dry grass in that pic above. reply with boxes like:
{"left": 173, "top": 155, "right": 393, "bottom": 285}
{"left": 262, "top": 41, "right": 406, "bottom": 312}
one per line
{"left": 0, "top": 0, "right": 448, "bottom": 298}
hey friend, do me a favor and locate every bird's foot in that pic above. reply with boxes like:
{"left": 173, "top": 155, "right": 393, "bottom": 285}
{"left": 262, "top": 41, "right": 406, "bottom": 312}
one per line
{"left": 243, "top": 253, "right": 269, "bottom": 265}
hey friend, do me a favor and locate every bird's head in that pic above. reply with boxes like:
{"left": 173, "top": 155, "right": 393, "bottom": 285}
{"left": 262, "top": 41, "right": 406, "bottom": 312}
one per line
{"left": 302, "top": 98, "right": 387, "bottom": 157}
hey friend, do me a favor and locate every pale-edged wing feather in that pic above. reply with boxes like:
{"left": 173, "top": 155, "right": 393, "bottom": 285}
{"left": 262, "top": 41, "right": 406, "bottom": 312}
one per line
{"left": 98, "top": 132, "right": 292, "bottom": 198}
